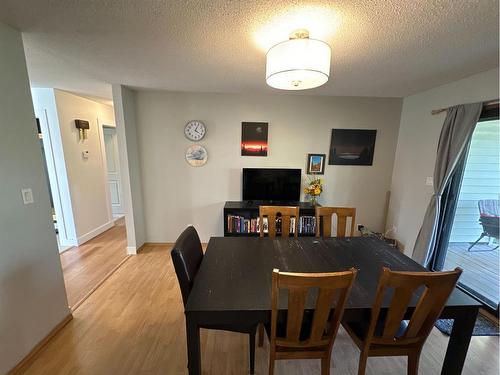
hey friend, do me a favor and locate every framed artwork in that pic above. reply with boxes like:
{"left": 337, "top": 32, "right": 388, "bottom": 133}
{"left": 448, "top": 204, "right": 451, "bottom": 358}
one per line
{"left": 328, "top": 129, "right": 377, "bottom": 166}
{"left": 185, "top": 144, "right": 208, "bottom": 167}
{"left": 306, "top": 153, "right": 326, "bottom": 174}
{"left": 241, "top": 122, "right": 268, "bottom": 156}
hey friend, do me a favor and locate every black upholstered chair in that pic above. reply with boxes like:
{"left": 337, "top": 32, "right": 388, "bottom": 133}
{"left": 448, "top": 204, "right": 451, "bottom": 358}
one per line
{"left": 171, "top": 226, "right": 257, "bottom": 374}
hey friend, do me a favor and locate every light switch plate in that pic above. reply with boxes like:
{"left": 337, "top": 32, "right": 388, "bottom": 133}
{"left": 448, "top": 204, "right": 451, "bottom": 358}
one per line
{"left": 425, "top": 176, "right": 433, "bottom": 186}
{"left": 21, "top": 188, "right": 34, "bottom": 204}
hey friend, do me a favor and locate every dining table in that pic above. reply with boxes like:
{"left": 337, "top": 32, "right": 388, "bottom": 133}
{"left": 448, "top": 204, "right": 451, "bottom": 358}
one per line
{"left": 184, "top": 236, "right": 481, "bottom": 375}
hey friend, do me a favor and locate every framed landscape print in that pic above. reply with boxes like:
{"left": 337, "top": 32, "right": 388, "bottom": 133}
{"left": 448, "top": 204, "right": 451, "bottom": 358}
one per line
{"left": 328, "top": 129, "right": 377, "bottom": 166}
{"left": 306, "top": 153, "right": 325, "bottom": 174}
{"left": 241, "top": 122, "right": 268, "bottom": 156}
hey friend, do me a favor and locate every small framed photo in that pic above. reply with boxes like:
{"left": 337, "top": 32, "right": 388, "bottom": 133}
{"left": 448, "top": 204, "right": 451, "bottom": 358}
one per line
{"left": 306, "top": 153, "right": 326, "bottom": 175}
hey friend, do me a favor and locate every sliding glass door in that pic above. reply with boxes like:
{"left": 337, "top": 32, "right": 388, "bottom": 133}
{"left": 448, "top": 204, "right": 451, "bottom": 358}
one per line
{"left": 433, "top": 105, "right": 499, "bottom": 311}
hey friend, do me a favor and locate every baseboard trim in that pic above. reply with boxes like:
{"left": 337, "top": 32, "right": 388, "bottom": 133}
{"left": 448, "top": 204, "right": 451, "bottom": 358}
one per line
{"left": 71, "top": 255, "right": 132, "bottom": 311}
{"left": 77, "top": 220, "right": 115, "bottom": 245}
{"left": 8, "top": 313, "right": 73, "bottom": 374}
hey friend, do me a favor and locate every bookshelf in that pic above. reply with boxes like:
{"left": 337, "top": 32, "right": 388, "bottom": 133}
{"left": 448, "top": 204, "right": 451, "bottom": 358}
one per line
{"left": 223, "top": 201, "right": 319, "bottom": 237}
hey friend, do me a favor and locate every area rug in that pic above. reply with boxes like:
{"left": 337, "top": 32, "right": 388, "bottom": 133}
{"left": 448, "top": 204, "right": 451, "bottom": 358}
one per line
{"left": 435, "top": 314, "right": 499, "bottom": 336}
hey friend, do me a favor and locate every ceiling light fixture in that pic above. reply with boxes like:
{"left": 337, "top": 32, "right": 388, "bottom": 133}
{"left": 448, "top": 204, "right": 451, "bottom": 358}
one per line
{"left": 265, "top": 29, "right": 331, "bottom": 90}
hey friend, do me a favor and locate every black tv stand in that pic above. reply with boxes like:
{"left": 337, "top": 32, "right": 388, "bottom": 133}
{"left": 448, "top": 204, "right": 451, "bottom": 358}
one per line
{"left": 224, "top": 201, "right": 319, "bottom": 237}
{"left": 242, "top": 200, "right": 301, "bottom": 207}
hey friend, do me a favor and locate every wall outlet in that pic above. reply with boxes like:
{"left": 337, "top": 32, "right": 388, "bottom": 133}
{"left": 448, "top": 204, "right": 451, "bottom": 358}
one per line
{"left": 425, "top": 176, "right": 433, "bottom": 186}
{"left": 21, "top": 188, "right": 34, "bottom": 205}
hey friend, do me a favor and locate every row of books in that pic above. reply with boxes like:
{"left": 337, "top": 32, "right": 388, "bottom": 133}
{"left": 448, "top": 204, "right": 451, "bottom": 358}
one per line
{"left": 226, "top": 215, "right": 316, "bottom": 234}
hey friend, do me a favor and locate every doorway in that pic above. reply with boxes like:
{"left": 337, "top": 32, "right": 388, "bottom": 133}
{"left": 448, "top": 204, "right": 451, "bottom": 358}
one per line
{"left": 433, "top": 104, "right": 499, "bottom": 312}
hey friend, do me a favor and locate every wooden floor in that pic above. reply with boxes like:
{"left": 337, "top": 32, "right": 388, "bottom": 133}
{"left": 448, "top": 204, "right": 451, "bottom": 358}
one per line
{"left": 444, "top": 242, "right": 499, "bottom": 306}
{"left": 60, "top": 218, "right": 128, "bottom": 308}
{"left": 20, "top": 244, "right": 499, "bottom": 374}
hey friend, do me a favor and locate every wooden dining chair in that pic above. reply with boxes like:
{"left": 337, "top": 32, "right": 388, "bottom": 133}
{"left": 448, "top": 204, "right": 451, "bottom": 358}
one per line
{"left": 259, "top": 206, "right": 300, "bottom": 238}
{"left": 343, "top": 267, "right": 462, "bottom": 375}
{"left": 171, "top": 226, "right": 258, "bottom": 374}
{"left": 315, "top": 207, "right": 356, "bottom": 238}
{"left": 268, "top": 268, "right": 358, "bottom": 375}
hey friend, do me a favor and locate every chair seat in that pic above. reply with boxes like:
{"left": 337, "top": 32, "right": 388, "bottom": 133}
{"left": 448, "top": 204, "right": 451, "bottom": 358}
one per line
{"left": 344, "top": 319, "right": 408, "bottom": 341}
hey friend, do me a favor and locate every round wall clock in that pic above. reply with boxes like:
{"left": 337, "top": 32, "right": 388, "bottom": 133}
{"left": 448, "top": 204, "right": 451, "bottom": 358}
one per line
{"left": 184, "top": 120, "right": 206, "bottom": 141}
{"left": 185, "top": 144, "right": 208, "bottom": 167}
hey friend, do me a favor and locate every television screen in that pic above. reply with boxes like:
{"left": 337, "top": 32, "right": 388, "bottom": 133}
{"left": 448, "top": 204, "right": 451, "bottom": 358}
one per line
{"left": 242, "top": 168, "right": 301, "bottom": 202}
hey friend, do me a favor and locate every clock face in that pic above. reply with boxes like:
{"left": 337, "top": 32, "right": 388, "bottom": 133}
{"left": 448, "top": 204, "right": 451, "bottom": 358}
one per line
{"left": 184, "top": 120, "right": 206, "bottom": 141}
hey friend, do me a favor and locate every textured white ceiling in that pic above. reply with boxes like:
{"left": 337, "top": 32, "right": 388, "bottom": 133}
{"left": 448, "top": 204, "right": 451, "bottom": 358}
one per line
{"left": 1, "top": 0, "right": 498, "bottom": 99}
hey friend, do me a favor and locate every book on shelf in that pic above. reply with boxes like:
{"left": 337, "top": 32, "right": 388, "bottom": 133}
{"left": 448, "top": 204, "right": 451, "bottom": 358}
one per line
{"left": 298, "top": 216, "right": 316, "bottom": 235}
{"left": 226, "top": 215, "right": 313, "bottom": 235}
{"left": 227, "top": 215, "right": 267, "bottom": 234}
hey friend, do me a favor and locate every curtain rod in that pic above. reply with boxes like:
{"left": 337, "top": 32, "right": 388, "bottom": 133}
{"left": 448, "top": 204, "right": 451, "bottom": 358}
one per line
{"left": 431, "top": 99, "right": 499, "bottom": 115}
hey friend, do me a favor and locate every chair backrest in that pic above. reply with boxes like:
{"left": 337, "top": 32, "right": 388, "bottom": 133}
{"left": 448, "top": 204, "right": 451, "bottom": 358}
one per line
{"left": 478, "top": 199, "right": 499, "bottom": 217}
{"left": 315, "top": 207, "right": 356, "bottom": 238}
{"left": 170, "top": 226, "right": 204, "bottom": 306}
{"left": 270, "top": 268, "right": 357, "bottom": 349}
{"left": 259, "top": 206, "right": 299, "bottom": 238}
{"left": 366, "top": 267, "right": 462, "bottom": 347}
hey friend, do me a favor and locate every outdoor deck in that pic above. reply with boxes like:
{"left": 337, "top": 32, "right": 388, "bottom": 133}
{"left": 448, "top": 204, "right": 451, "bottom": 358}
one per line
{"left": 444, "top": 242, "right": 499, "bottom": 307}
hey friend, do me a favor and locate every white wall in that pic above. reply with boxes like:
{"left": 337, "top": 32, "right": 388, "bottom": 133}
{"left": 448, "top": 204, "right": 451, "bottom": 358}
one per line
{"left": 32, "top": 88, "right": 117, "bottom": 245}
{"left": 112, "top": 85, "right": 146, "bottom": 253}
{"left": 134, "top": 90, "right": 403, "bottom": 242}
{"left": 0, "top": 22, "right": 70, "bottom": 374}
{"left": 387, "top": 68, "right": 499, "bottom": 255}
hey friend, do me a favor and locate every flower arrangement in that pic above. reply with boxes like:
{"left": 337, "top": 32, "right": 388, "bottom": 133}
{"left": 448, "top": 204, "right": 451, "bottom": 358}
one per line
{"left": 304, "top": 177, "right": 323, "bottom": 205}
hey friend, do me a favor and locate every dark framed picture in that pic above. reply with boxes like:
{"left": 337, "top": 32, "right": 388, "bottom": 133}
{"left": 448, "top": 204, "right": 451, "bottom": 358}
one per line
{"left": 241, "top": 122, "right": 268, "bottom": 156}
{"left": 306, "top": 153, "right": 326, "bottom": 174}
{"left": 328, "top": 129, "right": 377, "bottom": 166}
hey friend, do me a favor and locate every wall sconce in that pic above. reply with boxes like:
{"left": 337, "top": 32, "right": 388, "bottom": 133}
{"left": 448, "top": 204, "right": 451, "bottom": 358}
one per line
{"left": 75, "top": 119, "right": 90, "bottom": 141}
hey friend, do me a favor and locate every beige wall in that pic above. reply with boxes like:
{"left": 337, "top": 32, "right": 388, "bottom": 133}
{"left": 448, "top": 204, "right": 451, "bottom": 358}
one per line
{"left": 387, "top": 68, "right": 499, "bottom": 256}
{"left": 54, "top": 90, "right": 116, "bottom": 243}
{"left": 134, "top": 90, "right": 403, "bottom": 242}
{"left": 0, "top": 23, "right": 70, "bottom": 373}
{"left": 32, "top": 88, "right": 117, "bottom": 245}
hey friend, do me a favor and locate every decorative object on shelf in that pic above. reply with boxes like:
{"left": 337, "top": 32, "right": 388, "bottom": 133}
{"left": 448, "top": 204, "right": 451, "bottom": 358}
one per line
{"left": 241, "top": 122, "right": 268, "bottom": 156}
{"left": 306, "top": 153, "right": 326, "bottom": 175}
{"left": 304, "top": 177, "right": 323, "bottom": 206}
{"left": 75, "top": 119, "right": 90, "bottom": 141}
{"left": 328, "top": 129, "right": 377, "bottom": 166}
{"left": 266, "top": 29, "right": 331, "bottom": 91}
{"left": 185, "top": 144, "right": 208, "bottom": 167}
{"left": 184, "top": 120, "right": 206, "bottom": 141}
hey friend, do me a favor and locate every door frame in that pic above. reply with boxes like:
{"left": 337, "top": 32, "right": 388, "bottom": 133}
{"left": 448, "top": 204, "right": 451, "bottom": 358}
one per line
{"left": 431, "top": 103, "right": 499, "bottom": 314}
{"left": 97, "top": 118, "right": 117, "bottom": 224}
{"left": 102, "top": 125, "right": 124, "bottom": 217}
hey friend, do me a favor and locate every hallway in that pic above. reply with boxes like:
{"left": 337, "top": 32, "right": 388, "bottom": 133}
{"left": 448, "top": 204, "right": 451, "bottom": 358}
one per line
{"left": 60, "top": 218, "right": 128, "bottom": 308}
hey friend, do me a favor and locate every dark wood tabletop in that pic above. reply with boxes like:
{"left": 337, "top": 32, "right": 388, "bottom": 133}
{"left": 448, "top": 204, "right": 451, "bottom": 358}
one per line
{"left": 186, "top": 236, "right": 479, "bottom": 313}
{"left": 184, "top": 236, "right": 480, "bottom": 375}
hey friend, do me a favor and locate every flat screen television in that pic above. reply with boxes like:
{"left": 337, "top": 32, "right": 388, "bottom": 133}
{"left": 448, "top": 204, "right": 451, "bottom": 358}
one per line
{"left": 242, "top": 168, "right": 301, "bottom": 203}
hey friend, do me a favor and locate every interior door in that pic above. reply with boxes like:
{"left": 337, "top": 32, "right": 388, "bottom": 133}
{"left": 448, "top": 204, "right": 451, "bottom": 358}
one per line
{"left": 103, "top": 127, "right": 124, "bottom": 216}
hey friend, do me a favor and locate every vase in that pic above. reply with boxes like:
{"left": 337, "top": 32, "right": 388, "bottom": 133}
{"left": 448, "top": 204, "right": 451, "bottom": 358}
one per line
{"left": 309, "top": 196, "right": 317, "bottom": 206}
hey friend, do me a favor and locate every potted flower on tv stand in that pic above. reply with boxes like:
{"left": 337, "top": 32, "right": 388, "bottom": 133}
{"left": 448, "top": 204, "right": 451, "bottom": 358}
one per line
{"left": 304, "top": 177, "right": 323, "bottom": 206}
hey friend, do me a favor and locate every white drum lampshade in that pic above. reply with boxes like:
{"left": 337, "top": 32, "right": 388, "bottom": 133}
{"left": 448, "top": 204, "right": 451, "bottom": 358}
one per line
{"left": 266, "top": 30, "right": 331, "bottom": 90}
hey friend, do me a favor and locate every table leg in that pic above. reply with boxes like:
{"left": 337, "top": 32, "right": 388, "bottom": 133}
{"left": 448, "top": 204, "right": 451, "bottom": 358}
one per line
{"left": 186, "top": 313, "right": 201, "bottom": 375}
{"left": 441, "top": 307, "right": 478, "bottom": 375}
